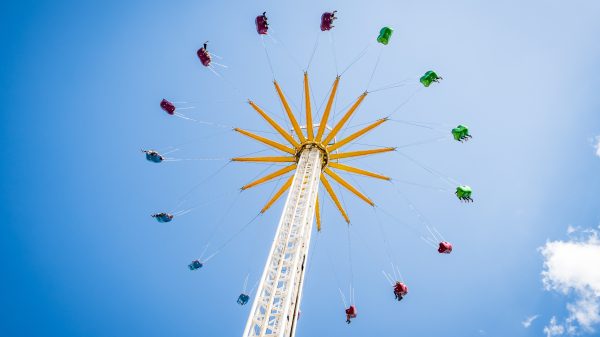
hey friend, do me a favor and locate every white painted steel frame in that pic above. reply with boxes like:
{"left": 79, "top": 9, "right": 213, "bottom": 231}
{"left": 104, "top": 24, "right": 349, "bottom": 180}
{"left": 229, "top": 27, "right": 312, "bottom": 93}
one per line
{"left": 243, "top": 147, "right": 322, "bottom": 337}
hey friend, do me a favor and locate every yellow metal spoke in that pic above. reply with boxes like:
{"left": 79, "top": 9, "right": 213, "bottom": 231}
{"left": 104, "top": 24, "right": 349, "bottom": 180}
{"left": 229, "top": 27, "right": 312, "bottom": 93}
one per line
{"left": 329, "top": 147, "right": 395, "bottom": 160}
{"left": 322, "top": 92, "right": 368, "bottom": 145}
{"left": 232, "top": 156, "right": 296, "bottom": 163}
{"left": 274, "top": 81, "right": 306, "bottom": 143}
{"left": 234, "top": 128, "right": 296, "bottom": 155}
{"left": 316, "top": 76, "right": 340, "bottom": 142}
{"left": 320, "top": 173, "right": 350, "bottom": 224}
{"left": 242, "top": 164, "right": 297, "bottom": 190}
{"left": 328, "top": 162, "right": 390, "bottom": 181}
{"left": 327, "top": 118, "right": 388, "bottom": 152}
{"left": 315, "top": 194, "right": 321, "bottom": 231}
{"left": 324, "top": 168, "right": 374, "bottom": 206}
{"left": 304, "top": 72, "right": 314, "bottom": 140}
{"left": 248, "top": 100, "right": 300, "bottom": 148}
{"left": 261, "top": 175, "right": 294, "bottom": 213}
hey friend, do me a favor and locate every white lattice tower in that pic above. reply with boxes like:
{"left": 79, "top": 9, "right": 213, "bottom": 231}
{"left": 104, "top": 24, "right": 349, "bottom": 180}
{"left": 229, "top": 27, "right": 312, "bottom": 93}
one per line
{"left": 235, "top": 75, "right": 390, "bottom": 336}
{"left": 242, "top": 146, "right": 322, "bottom": 337}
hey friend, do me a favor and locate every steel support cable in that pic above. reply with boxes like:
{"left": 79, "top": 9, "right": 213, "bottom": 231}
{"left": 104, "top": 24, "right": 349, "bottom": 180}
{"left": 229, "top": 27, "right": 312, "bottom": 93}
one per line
{"left": 234, "top": 148, "right": 273, "bottom": 158}
{"left": 332, "top": 117, "right": 389, "bottom": 153}
{"left": 389, "top": 177, "right": 449, "bottom": 192}
{"left": 388, "top": 87, "right": 423, "bottom": 118}
{"left": 314, "top": 79, "right": 335, "bottom": 122}
{"left": 204, "top": 212, "right": 262, "bottom": 262}
{"left": 340, "top": 73, "right": 383, "bottom": 140}
{"left": 390, "top": 180, "right": 432, "bottom": 227}
{"left": 340, "top": 118, "right": 382, "bottom": 131}
{"left": 388, "top": 118, "right": 450, "bottom": 132}
{"left": 261, "top": 35, "right": 276, "bottom": 80}
{"left": 243, "top": 128, "right": 280, "bottom": 136}
{"left": 153, "top": 130, "right": 230, "bottom": 154}
{"left": 163, "top": 157, "right": 229, "bottom": 162}
{"left": 366, "top": 45, "right": 384, "bottom": 91}
{"left": 175, "top": 160, "right": 232, "bottom": 209}
{"left": 340, "top": 44, "right": 371, "bottom": 76}
{"left": 201, "top": 190, "right": 243, "bottom": 251}
{"left": 348, "top": 142, "right": 391, "bottom": 149}
{"left": 335, "top": 110, "right": 367, "bottom": 148}
{"left": 346, "top": 174, "right": 397, "bottom": 271}
{"left": 330, "top": 98, "right": 355, "bottom": 124}
{"left": 319, "top": 195, "right": 348, "bottom": 309}
{"left": 242, "top": 163, "right": 278, "bottom": 189}
{"left": 346, "top": 214, "right": 387, "bottom": 276}
{"left": 306, "top": 32, "right": 320, "bottom": 71}
{"left": 333, "top": 182, "right": 355, "bottom": 305}
{"left": 274, "top": 90, "right": 295, "bottom": 134}
{"left": 258, "top": 105, "right": 291, "bottom": 135}
{"left": 394, "top": 119, "right": 454, "bottom": 127}
{"left": 347, "top": 225, "right": 354, "bottom": 289}
{"left": 373, "top": 190, "right": 404, "bottom": 286}
{"left": 389, "top": 181, "right": 448, "bottom": 252}
{"left": 342, "top": 156, "right": 448, "bottom": 192}
{"left": 322, "top": 227, "right": 345, "bottom": 308}
{"left": 329, "top": 30, "right": 339, "bottom": 74}
{"left": 260, "top": 35, "right": 294, "bottom": 129}
{"left": 336, "top": 46, "right": 387, "bottom": 139}
{"left": 268, "top": 30, "right": 304, "bottom": 73}
{"left": 206, "top": 63, "right": 246, "bottom": 103}
{"left": 172, "top": 189, "right": 236, "bottom": 216}
{"left": 394, "top": 136, "right": 449, "bottom": 149}
{"left": 332, "top": 80, "right": 339, "bottom": 126}
{"left": 342, "top": 136, "right": 448, "bottom": 155}
{"left": 375, "top": 199, "right": 422, "bottom": 238}
{"left": 243, "top": 274, "right": 249, "bottom": 293}
{"left": 174, "top": 148, "right": 278, "bottom": 210}
{"left": 310, "top": 78, "right": 321, "bottom": 124}
{"left": 395, "top": 150, "right": 459, "bottom": 187}
{"left": 373, "top": 207, "right": 395, "bottom": 266}
{"left": 174, "top": 120, "right": 280, "bottom": 135}
{"left": 389, "top": 180, "right": 435, "bottom": 236}
{"left": 265, "top": 172, "right": 288, "bottom": 201}
{"left": 248, "top": 279, "right": 260, "bottom": 297}
{"left": 303, "top": 230, "right": 320, "bottom": 288}
{"left": 207, "top": 173, "right": 288, "bottom": 265}
{"left": 239, "top": 173, "right": 288, "bottom": 299}
{"left": 368, "top": 78, "right": 412, "bottom": 93}
{"left": 190, "top": 120, "right": 286, "bottom": 135}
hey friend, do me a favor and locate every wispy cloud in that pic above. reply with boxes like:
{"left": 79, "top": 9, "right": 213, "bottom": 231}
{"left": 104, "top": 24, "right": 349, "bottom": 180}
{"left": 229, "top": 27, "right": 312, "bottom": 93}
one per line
{"left": 544, "top": 317, "right": 565, "bottom": 337}
{"left": 522, "top": 314, "right": 539, "bottom": 328}
{"left": 594, "top": 136, "right": 600, "bottom": 157}
{"left": 540, "top": 227, "right": 600, "bottom": 335}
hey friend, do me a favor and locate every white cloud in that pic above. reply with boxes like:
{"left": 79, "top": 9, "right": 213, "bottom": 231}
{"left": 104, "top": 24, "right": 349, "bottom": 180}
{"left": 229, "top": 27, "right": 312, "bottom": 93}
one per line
{"left": 522, "top": 314, "right": 539, "bottom": 328}
{"left": 594, "top": 136, "right": 600, "bottom": 157}
{"left": 540, "top": 227, "right": 600, "bottom": 334}
{"left": 544, "top": 317, "right": 565, "bottom": 337}
{"left": 567, "top": 294, "right": 600, "bottom": 331}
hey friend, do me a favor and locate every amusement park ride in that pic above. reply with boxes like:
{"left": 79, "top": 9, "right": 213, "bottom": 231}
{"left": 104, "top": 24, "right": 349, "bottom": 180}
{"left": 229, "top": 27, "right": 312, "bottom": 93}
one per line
{"left": 234, "top": 73, "right": 391, "bottom": 336}
{"left": 148, "top": 9, "right": 472, "bottom": 337}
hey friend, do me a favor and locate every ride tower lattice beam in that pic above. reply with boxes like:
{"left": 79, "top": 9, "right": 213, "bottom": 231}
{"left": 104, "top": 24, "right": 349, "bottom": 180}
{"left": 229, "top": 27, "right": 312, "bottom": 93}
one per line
{"left": 237, "top": 74, "right": 391, "bottom": 337}
{"left": 243, "top": 146, "right": 322, "bottom": 337}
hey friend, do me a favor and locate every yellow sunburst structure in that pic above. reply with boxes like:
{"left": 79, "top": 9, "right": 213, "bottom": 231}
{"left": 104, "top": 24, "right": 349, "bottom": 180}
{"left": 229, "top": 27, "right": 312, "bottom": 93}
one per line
{"left": 235, "top": 72, "right": 394, "bottom": 337}
{"left": 232, "top": 72, "right": 393, "bottom": 225}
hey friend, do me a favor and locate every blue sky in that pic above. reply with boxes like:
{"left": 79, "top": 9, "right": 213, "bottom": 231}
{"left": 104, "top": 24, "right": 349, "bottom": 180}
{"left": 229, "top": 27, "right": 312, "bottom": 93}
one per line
{"left": 1, "top": 1, "right": 600, "bottom": 336}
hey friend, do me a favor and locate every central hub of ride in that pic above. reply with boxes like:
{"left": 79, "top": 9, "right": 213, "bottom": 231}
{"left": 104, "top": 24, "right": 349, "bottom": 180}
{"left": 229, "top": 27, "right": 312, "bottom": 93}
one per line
{"left": 296, "top": 141, "right": 329, "bottom": 168}
{"left": 295, "top": 123, "right": 334, "bottom": 169}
